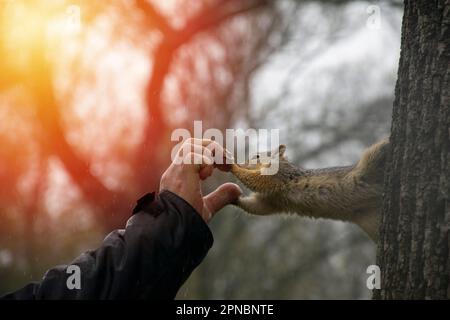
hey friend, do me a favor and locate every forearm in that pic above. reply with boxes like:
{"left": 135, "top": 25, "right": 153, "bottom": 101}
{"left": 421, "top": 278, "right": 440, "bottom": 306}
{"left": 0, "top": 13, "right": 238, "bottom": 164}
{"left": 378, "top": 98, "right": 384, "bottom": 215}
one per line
{"left": 1, "top": 191, "right": 213, "bottom": 300}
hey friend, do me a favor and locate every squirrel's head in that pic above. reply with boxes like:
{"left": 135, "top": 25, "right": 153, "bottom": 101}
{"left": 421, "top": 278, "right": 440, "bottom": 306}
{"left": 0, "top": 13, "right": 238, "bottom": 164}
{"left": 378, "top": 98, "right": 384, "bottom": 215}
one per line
{"left": 230, "top": 144, "right": 303, "bottom": 193}
{"left": 240, "top": 144, "right": 288, "bottom": 171}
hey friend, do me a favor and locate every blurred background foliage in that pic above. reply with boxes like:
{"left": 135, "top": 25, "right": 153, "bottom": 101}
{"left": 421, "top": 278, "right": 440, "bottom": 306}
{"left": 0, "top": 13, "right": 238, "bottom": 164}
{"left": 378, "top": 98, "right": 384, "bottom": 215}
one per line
{"left": 0, "top": 0, "right": 402, "bottom": 299}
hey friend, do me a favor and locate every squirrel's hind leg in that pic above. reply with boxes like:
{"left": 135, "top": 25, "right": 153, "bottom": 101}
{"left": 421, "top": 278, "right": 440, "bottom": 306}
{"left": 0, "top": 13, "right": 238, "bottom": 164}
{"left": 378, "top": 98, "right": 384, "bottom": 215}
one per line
{"left": 234, "top": 192, "right": 278, "bottom": 216}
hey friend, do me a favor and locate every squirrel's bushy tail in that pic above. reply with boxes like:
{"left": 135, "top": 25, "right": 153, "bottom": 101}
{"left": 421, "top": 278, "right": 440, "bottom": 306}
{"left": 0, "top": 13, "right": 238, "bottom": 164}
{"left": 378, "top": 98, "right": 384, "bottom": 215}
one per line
{"left": 354, "top": 137, "right": 390, "bottom": 185}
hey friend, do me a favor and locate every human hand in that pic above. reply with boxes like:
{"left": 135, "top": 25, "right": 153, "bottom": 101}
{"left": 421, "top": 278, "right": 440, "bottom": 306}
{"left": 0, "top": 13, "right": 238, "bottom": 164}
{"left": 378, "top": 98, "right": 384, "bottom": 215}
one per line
{"left": 160, "top": 138, "right": 242, "bottom": 222}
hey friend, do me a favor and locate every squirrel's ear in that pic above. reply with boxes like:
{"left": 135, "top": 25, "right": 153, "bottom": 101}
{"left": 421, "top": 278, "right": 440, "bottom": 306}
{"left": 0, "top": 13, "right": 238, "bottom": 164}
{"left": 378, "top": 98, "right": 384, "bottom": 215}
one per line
{"left": 278, "top": 145, "right": 286, "bottom": 157}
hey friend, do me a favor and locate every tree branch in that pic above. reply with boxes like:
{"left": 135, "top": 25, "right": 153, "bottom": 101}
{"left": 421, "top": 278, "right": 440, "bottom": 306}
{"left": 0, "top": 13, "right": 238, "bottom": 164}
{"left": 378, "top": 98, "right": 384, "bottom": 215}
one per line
{"left": 134, "top": 0, "right": 175, "bottom": 36}
{"left": 134, "top": 0, "right": 273, "bottom": 191}
{"left": 145, "top": 0, "right": 271, "bottom": 128}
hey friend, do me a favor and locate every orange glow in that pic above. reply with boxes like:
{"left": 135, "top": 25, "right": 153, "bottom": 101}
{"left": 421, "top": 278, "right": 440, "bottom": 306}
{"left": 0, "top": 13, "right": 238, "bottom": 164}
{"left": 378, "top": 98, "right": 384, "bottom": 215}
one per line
{"left": 1, "top": 1, "right": 81, "bottom": 72}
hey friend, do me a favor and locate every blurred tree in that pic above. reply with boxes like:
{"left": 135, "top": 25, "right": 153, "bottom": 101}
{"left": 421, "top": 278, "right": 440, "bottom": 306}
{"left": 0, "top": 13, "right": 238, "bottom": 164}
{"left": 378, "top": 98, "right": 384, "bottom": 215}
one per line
{"left": 0, "top": 0, "right": 282, "bottom": 293}
{"left": 179, "top": 0, "right": 402, "bottom": 298}
{"left": 1, "top": 0, "right": 403, "bottom": 298}
{"left": 375, "top": 0, "right": 450, "bottom": 299}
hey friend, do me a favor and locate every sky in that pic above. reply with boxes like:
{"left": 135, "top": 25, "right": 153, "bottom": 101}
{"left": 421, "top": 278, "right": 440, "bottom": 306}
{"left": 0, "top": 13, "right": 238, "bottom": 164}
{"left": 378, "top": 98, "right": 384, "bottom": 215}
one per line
{"left": 250, "top": 1, "right": 401, "bottom": 165}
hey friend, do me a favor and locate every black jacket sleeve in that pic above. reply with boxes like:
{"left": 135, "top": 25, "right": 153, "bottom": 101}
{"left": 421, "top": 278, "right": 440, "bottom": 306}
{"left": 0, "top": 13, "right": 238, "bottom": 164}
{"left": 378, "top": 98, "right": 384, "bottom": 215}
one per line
{"left": 1, "top": 190, "right": 213, "bottom": 300}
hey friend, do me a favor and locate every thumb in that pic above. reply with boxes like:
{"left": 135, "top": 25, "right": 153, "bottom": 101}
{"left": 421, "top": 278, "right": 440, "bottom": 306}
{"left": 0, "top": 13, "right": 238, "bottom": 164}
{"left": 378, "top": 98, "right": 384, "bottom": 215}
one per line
{"left": 202, "top": 183, "right": 242, "bottom": 221}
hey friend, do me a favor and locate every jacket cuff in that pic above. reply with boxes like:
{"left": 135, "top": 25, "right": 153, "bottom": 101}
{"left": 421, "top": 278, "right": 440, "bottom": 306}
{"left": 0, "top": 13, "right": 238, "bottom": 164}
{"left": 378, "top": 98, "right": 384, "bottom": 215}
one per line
{"left": 131, "top": 190, "right": 213, "bottom": 250}
{"left": 162, "top": 190, "right": 214, "bottom": 251}
{"left": 132, "top": 192, "right": 156, "bottom": 215}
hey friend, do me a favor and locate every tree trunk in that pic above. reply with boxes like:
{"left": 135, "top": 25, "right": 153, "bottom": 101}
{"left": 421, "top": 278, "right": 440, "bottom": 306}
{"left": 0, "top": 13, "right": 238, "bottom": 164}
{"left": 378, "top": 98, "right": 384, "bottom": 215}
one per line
{"left": 375, "top": 0, "right": 450, "bottom": 299}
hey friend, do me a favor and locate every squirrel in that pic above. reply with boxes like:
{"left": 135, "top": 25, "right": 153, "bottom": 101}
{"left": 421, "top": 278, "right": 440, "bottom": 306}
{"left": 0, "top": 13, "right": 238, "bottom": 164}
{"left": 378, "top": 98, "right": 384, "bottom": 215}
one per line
{"left": 229, "top": 138, "right": 390, "bottom": 241}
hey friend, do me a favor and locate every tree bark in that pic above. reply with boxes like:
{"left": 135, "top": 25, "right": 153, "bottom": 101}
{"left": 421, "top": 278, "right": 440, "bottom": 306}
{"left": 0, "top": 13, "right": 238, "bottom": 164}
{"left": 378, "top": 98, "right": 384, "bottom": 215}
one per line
{"left": 375, "top": 0, "right": 450, "bottom": 299}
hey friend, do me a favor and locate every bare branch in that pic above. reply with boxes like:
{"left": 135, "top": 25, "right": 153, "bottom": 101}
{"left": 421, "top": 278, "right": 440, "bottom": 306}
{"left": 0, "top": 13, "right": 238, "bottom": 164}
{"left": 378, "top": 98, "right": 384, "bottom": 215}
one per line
{"left": 134, "top": 0, "right": 175, "bottom": 36}
{"left": 145, "top": 0, "right": 271, "bottom": 127}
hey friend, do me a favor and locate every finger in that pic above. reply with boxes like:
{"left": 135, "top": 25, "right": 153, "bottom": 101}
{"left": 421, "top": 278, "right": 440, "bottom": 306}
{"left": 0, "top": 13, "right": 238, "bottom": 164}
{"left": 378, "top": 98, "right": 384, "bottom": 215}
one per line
{"left": 183, "top": 138, "right": 217, "bottom": 148}
{"left": 199, "top": 166, "right": 214, "bottom": 180}
{"left": 213, "top": 145, "right": 234, "bottom": 172}
{"left": 203, "top": 141, "right": 235, "bottom": 167}
{"left": 183, "top": 152, "right": 214, "bottom": 166}
{"left": 182, "top": 138, "right": 233, "bottom": 165}
{"left": 178, "top": 143, "right": 213, "bottom": 158}
{"left": 182, "top": 153, "right": 215, "bottom": 180}
{"left": 176, "top": 143, "right": 214, "bottom": 164}
{"left": 202, "top": 183, "right": 243, "bottom": 220}
{"left": 204, "top": 140, "right": 223, "bottom": 158}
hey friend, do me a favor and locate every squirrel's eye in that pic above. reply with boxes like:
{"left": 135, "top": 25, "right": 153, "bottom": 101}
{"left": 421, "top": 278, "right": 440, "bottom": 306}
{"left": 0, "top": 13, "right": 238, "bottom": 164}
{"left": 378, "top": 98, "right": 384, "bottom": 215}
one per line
{"left": 256, "top": 155, "right": 260, "bottom": 159}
